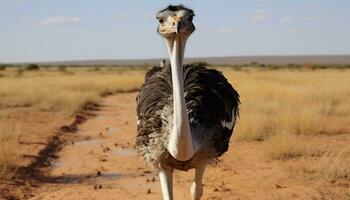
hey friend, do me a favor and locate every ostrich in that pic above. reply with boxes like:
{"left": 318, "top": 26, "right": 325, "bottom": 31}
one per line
{"left": 136, "top": 5, "right": 240, "bottom": 200}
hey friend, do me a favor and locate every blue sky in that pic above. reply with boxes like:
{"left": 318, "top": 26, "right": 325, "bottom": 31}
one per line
{"left": 1, "top": 0, "right": 349, "bottom": 62}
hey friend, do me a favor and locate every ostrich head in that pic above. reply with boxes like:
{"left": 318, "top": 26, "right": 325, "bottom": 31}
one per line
{"left": 157, "top": 5, "right": 195, "bottom": 39}
{"left": 157, "top": 5, "right": 195, "bottom": 64}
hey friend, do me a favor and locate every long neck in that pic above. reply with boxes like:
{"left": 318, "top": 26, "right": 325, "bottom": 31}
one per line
{"left": 166, "top": 35, "right": 194, "bottom": 161}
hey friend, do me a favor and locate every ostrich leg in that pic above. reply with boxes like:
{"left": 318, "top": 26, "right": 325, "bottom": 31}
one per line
{"left": 159, "top": 169, "right": 174, "bottom": 200}
{"left": 190, "top": 163, "right": 207, "bottom": 200}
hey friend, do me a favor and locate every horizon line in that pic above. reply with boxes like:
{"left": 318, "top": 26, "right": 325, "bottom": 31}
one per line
{"left": 2, "top": 54, "right": 350, "bottom": 64}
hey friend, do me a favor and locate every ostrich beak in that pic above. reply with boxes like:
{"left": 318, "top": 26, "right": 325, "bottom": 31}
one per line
{"left": 172, "top": 16, "right": 181, "bottom": 34}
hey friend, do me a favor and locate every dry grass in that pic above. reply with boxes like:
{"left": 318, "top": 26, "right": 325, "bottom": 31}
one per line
{"left": 223, "top": 69, "right": 350, "bottom": 140}
{"left": 0, "top": 119, "right": 22, "bottom": 176}
{"left": 284, "top": 145, "right": 350, "bottom": 182}
{"left": 316, "top": 147, "right": 350, "bottom": 180}
{"left": 263, "top": 133, "right": 349, "bottom": 182}
{"left": 0, "top": 68, "right": 144, "bottom": 115}
{"left": 264, "top": 134, "right": 331, "bottom": 161}
{"left": 0, "top": 67, "right": 144, "bottom": 175}
{"left": 264, "top": 133, "right": 306, "bottom": 160}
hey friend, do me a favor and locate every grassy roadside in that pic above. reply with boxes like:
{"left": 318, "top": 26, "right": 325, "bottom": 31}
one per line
{"left": 0, "top": 67, "right": 145, "bottom": 177}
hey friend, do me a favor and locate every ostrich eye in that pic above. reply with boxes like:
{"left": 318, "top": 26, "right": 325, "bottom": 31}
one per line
{"left": 158, "top": 18, "right": 164, "bottom": 24}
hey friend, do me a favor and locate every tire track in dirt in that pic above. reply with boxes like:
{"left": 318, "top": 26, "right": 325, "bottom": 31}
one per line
{"left": 27, "top": 92, "right": 164, "bottom": 200}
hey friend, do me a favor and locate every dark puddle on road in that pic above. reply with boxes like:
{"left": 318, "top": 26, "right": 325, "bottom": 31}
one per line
{"left": 50, "top": 160, "right": 135, "bottom": 180}
{"left": 93, "top": 116, "right": 108, "bottom": 121}
{"left": 119, "top": 182, "right": 158, "bottom": 190}
{"left": 45, "top": 172, "right": 137, "bottom": 184}
{"left": 98, "top": 172, "right": 133, "bottom": 179}
{"left": 93, "top": 114, "right": 119, "bottom": 121}
{"left": 111, "top": 148, "right": 137, "bottom": 157}
{"left": 50, "top": 139, "right": 106, "bottom": 169}
{"left": 106, "top": 126, "right": 120, "bottom": 134}
{"left": 51, "top": 141, "right": 137, "bottom": 170}
{"left": 49, "top": 159, "right": 134, "bottom": 183}
{"left": 74, "top": 139, "right": 105, "bottom": 147}
{"left": 51, "top": 159, "right": 63, "bottom": 168}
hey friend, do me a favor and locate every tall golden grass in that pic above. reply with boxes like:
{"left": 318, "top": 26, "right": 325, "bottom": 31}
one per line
{"left": 0, "top": 120, "right": 21, "bottom": 175}
{"left": 223, "top": 69, "right": 350, "bottom": 140}
{"left": 0, "top": 68, "right": 144, "bottom": 115}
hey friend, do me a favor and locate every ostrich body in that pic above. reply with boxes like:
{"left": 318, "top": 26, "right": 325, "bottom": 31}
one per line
{"left": 136, "top": 5, "right": 240, "bottom": 200}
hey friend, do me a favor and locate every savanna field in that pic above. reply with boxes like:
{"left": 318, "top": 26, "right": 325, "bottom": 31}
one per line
{"left": 0, "top": 64, "right": 349, "bottom": 199}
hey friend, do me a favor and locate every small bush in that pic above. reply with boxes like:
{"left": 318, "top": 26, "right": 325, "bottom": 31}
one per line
{"left": 316, "top": 147, "right": 350, "bottom": 180}
{"left": 25, "top": 63, "right": 40, "bottom": 71}
{"left": 287, "top": 64, "right": 301, "bottom": 69}
{"left": 41, "top": 65, "right": 50, "bottom": 69}
{"left": 265, "top": 134, "right": 305, "bottom": 160}
{"left": 250, "top": 61, "right": 259, "bottom": 66}
{"left": 58, "top": 65, "right": 67, "bottom": 71}
{"left": 266, "top": 64, "right": 280, "bottom": 70}
{"left": 16, "top": 68, "right": 24, "bottom": 77}
{"left": 0, "top": 64, "right": 7, "bottom": 71}
{"left": 230, "top": 65, "right": 243, "bottom": 71}
{"left": 92, "top": 66, "right": 101, "bottom": 71}
{"left": 0, "top": 123, "right": 22, "bottom": 176}
{"left": 187, "top": 61, "right": 210, "bottom": 66}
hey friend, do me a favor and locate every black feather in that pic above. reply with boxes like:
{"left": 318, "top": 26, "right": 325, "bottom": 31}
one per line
{"left": 144, "top": 66, "right": 162, "bottom": 82}
{"left": 158, "top": 5, "right": 194, "bottom": 15}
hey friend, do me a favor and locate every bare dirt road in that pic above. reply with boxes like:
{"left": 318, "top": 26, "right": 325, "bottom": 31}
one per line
{"left": 26, "top": 92, "right": 343, "bottom": 200}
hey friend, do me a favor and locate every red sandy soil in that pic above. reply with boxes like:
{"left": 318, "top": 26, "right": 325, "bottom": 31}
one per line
{"left": 2, "top": 92, "right": 349, "bottom": 200}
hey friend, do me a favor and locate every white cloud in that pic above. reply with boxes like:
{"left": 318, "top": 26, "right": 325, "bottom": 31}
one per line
{"left": 288, "top": 28, "right": 297, "bottom": 33}
{"left": 217, "top": 28, "right": 239, "bottom": 34}
{"left": 306, "top": 5, "right": 328, "bottom": 22}
{"left": 251, "top": 9, "right": 269, "bottom": 22}
{"left": 280, "top": 17, "right": 293, "bottom": 24}
{"left": 115, "top": 9, "right": 135, "bottom": 20}
{"left": 305, "top": 15, "right": 324, "bottom": 22}
{"left": 38, "top": 16, "right": 81, "bottom": 25}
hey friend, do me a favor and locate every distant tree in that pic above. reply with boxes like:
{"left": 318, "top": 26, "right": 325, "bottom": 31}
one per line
{"left": 0, "top": 64, "right": 7, "bottom": 71}
{"left": 25, "top": 63, "right": 40, "bottom": 70}
{"left": 41, "top": 64, "right": 50, "bottom": 69}
{"left": 266, "top": 64, "right": 279, "bottom": 70}
{"left": 250, "top": 61, "right": 259, "bottom": 66}
{"left": 259, "top": 64, "right": 266, "bottom": 68}
{"left": 16, "top": 68, "right": 24, "bottom": 77}
{"left": 107, "top": 67, "right": 114, "bottom": 71}
{"left": 187, "top": 61, "right": 210, "bottom": 66}
{"left": 93, "top": 66, "right": 101, "bottom": 71}
{"left": 58, "top": 65, "right": 67, "bottom": 71}
{"left": 287, "top": 64, "right": 298, "bottom": 69}
{"left": 231, "top": 65, "right": 243, "bottom": 71}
